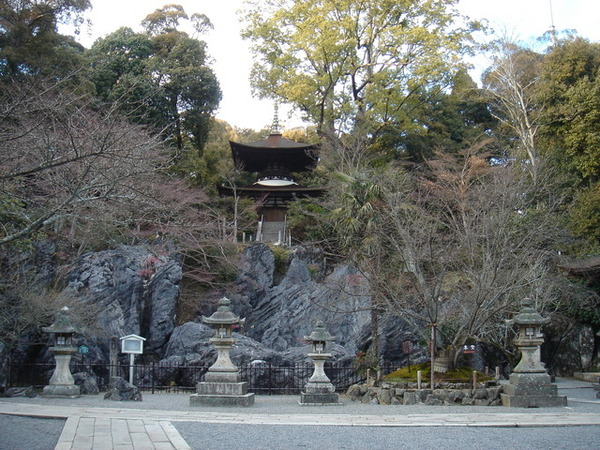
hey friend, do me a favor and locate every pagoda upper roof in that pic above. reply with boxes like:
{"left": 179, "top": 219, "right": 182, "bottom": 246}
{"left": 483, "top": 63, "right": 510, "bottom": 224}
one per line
{"left": 229, "top": 133, "right": 319, "bottom": 173}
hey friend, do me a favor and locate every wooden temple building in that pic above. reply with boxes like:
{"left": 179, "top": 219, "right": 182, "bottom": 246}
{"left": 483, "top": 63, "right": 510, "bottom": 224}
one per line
{"left": 560, "top": 256, "right": 600, "bottom": 283}
{"left": 219, "top": 121, "right": 322, "bottom": 245}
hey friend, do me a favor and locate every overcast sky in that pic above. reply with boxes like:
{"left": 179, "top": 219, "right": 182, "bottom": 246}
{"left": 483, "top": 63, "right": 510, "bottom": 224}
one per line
{"left": 72, "top": 0, "right": 600, "bottom": 130}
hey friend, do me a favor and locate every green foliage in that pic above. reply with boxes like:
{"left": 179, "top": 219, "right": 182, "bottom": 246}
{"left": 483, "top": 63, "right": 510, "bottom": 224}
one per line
{"left": 84, "top": 5, "right": 221, "bottom": 158}
{"left": 172, "top": 119, "right": 237, "bottom": 190}
{"left": 0, "top": 0, "right": 91, "bottom": 80}
{"left": 287, "top": 198, "right": 334, "bottom": 245}
{"left": 538, "top": 37, "right": 600, "bottom": 183}
{"left": 85, "top": 27, "right": 155, "bottom": 99}
{"left": 141, "top": 4, "right": 190, "bottom": 35}
{"left": 568, "top": 184, "right": 600, "bottom": 244}
{"left": 330, "top": 170, "right": 386, "bottom": 258}
{"left": 269, "top": 244, "right": 290, "bottom": 281}
{"left": 374, "top": 71, "right": 497, "bottom": 163}
{"left": 483, "top": 36, "right": 600, "bottom": 248}
{"left": 532, "top": 37, "right": 600, "bottom": 247}
{"left": 242, "top": 0, "right": 478, "bottom": 171}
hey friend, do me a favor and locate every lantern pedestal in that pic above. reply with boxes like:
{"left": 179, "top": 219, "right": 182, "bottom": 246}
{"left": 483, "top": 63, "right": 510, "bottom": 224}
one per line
{"left": 299, "top": 352, "right": 340, "bottom": 405}
{"left": 501, "top": 300, "right": 566, "bottom": 407}
{"left": 42, "top": 308, "right": 81, "bottom": 398}
{"left": 43, "top": 347, "right": 81, "bottom": 397}
{"left": 190, "top": 336, "right": 255, "bottom": 407}
{"left": 299, "top": 321, "right": 341, "bottom": 405}
{"left": 501, "top": 372, "right": 565, "bottom": 407}
{"left": 190, "top": 297, "right": 254, "bottom": 407}
{"left": 190, "top": 386, "right": 254, "bottom": 407}
{"left": 43, "top": 385, "right": 81, "bottom": 398}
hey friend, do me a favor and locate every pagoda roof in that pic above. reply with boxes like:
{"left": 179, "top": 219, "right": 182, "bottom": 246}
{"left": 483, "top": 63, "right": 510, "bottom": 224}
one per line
{"left": 560, "top": 256, "right": 600, "bottom": 278}
{"left": 230, "top": 133, "right": 319, "bottom": 173}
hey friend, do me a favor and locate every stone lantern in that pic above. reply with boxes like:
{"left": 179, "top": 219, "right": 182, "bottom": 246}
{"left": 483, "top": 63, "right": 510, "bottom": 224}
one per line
{"left": 299, "top": 321, "right": 340, "bottom": 405}
{"left": 42, "top": 306, "right": 81, "bottom": 398}
{"left": 190, "top": 297, "right": 255, "bottom": 406}
{"left": 501, "top": 299, "right": 566, "bottom": 407}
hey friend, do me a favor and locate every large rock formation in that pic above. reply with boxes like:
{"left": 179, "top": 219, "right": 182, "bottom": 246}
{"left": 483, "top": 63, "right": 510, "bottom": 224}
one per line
{"left": 62, "top": 245, "right": 182, "bottom": 360}
{"left": 544, "top": 318, "right": 597, "bottom": 376}
{"left": 4, "top": 241, "right": 596, "bottom": 391}
{"left": 233, "top": 244, "right": 371, "bottom": 355}
{"left": 0, "top": 243, "right": 437, "bottom": 383}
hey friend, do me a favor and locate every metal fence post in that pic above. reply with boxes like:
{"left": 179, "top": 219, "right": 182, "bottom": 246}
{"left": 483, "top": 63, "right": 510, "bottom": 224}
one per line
{"left": 269, "top": 361, "right": 273, "bottom": 395}
{"left": 6, "top": 355, "right": 11, "bottom": 388}
{"left": 152, "top": 361, "right": 155, "bottom": 394}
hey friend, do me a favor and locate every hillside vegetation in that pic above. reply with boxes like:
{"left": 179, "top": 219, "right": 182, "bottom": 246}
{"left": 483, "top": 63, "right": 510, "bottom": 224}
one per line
{"left": 1, "top": 1, "right": 598, "bottom": 366}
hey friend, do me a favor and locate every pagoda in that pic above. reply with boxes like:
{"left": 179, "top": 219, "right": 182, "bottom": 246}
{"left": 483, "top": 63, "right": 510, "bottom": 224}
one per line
{"left": 220, "top": 114, "right": 322, "bottom": 244}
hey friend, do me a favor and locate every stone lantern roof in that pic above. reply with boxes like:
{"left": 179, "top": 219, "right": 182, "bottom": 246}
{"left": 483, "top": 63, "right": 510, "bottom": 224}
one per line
{"left": 510, "top": 299, "right": 549, "bottom": 326}
{"left": 202, "top": 297, "right": 245, "bottom": 326}
{"left": 304, "top": 321, "right": 335, "bottom": 343}
{"left": 42, "top": 306, "right": 78, "bottom": 334}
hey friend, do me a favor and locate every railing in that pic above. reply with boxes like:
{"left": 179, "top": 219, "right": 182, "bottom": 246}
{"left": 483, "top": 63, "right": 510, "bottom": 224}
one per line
{"left": 6, "top": 360, "right": 402, "bottom": 395}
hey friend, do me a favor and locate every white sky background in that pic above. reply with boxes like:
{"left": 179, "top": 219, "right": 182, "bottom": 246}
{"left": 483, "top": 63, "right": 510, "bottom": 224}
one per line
{"left": 70, "top": 0, "right": 600, "bottom": 131}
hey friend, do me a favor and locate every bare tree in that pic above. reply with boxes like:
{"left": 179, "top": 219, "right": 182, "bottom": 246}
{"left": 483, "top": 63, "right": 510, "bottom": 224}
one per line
{"left": 0, "top": 76, "right": 241, "bottom": 355}
{"left": 483, "top": 40, "right": 544, "bottom": 180}
{"left": 353, "top": 146, "right": 579, "bottom": 369}
{"left": 0, "top": 77, "right": 170, "bottom": 248}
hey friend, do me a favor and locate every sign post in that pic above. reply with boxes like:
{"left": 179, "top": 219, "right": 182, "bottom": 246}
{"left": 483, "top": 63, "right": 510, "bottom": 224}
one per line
{"left": 119, "top": 335, "right": 146, "bottom": 385}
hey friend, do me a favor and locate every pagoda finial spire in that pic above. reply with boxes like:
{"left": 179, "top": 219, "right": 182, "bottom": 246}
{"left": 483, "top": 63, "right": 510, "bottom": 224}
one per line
{"left": 271, "top": 102, "right": 282, "bottom": 134}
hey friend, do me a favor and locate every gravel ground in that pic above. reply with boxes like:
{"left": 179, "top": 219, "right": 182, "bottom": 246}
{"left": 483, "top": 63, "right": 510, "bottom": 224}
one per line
{"left": 0, "top": 415, "right": 65, "bottom": 450}
{"left": 0, "top": 378, "right": 597, "bottom": 415}
{"left": 174, "top": 423, "right": 600, "bottom": 450}
{"left": 0, "top": 378, "right": 597, "bottom": 450}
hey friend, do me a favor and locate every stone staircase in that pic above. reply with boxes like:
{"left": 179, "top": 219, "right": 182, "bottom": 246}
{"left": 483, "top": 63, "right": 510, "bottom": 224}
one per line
{"left": 258, "top": 221, "right": 287, "bottom": 244}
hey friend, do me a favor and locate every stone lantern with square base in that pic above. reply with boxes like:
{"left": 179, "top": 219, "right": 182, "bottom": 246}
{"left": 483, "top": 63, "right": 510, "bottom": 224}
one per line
{"left": 190, "top": 297, "right": 255, "bottom": 406}
{"left": 299, "top": 321, "right": 341, "bottom": 405}
{"left": 42, "top": 306, "right": 81, "bottom": 398}
{"left": 501, "top": 299, "right": 566, "bottom": 407}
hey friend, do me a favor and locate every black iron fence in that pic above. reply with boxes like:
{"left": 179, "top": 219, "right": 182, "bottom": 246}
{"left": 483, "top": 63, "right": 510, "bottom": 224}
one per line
{"left": 6, "top": 360, "right": 402, "bottom": 394}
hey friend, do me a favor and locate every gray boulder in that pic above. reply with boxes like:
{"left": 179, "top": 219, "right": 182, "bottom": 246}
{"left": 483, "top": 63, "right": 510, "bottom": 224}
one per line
{"left": 73, "top": 372, "right": 99, "bottom": 395}
{"left": 163, "top": 321, "right": 287, "bottom": 367}
{"left": 104, "top": 376, "right": 142, "bottom": 401}
{"left": 4, "top": 387, "right": 37, "bottom": 398}
{"left": 164, "top": 322, "right": 215, "bottom": 359}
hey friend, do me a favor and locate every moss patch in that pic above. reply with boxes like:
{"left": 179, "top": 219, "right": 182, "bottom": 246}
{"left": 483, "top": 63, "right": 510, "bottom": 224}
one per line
{"left": 384, "top": 363, "right": 493, "bottom": 383}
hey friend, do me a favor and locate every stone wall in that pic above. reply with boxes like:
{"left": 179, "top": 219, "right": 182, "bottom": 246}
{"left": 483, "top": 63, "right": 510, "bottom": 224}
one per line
{"left": 347, "top": 382, "right": 503, "bottom": 406}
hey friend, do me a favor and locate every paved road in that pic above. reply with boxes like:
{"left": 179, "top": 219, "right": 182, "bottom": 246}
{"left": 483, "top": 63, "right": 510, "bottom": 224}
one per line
{"left": 0, "top": 377, "right": 598, "bottom": 449}
{"left": 0, "top": 414, "right": 65, "bottom": 449}
{"left": 174, "top": 423, "right": 600, "bottom": 450}
{"left": 1, "top": 414, "right": 597, "bottom": 450}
